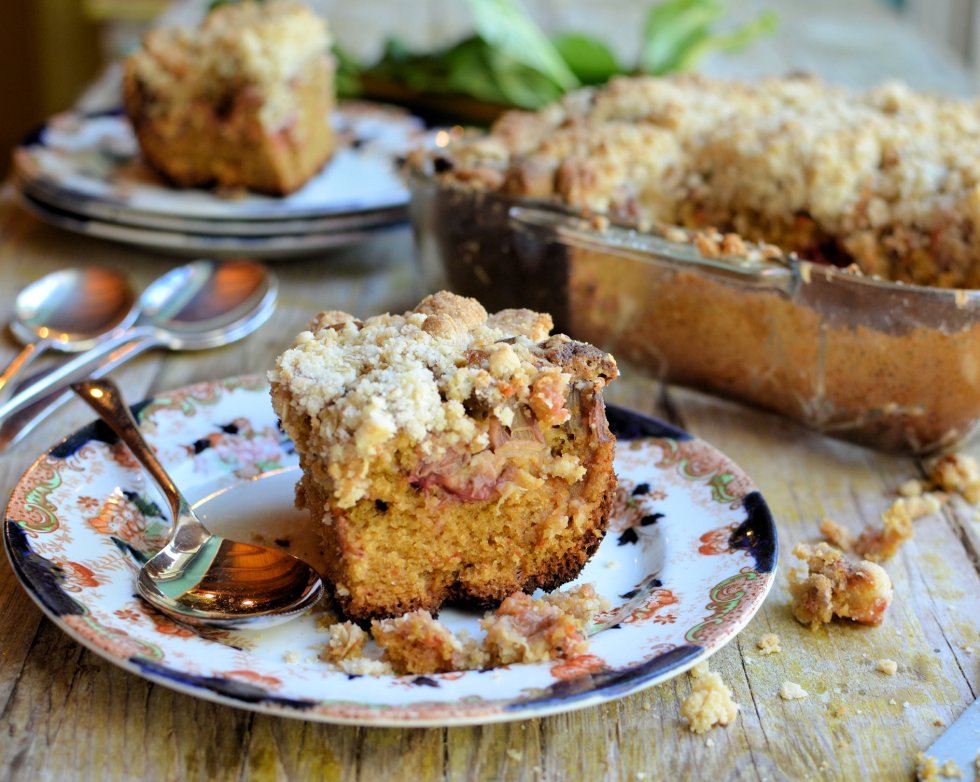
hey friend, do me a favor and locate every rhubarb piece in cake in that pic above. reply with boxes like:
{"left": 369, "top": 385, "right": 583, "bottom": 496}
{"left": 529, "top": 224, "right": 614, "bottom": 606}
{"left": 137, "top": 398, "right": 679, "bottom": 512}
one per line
{"left": 270, "top": 292, "right": 618, "bottom": 621}
{"left": 123, "top": 1, "right": 334, "bottom": 195}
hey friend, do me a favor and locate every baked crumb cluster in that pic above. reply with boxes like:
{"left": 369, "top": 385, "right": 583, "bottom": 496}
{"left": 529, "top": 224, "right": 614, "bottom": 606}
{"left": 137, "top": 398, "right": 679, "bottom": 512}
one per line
{"left": 317, "top": 584, "right": 608, "bottom": 676}
{"left": 271, "top": 292, "right": 615, "bottom": 509}
{"left": 789, "top": 542, "right": 893, "bottom": 629}
{"left": 756, "top": 633, "right": 781, "bottom": 656}
{"left": 681, "top": 665, "right": 739, "bottom": 734}
{"left": 916, "top": 753, "right": 966, "bottom": 782}
{"left": 929, "top": 453, "right": 980, "bottom": 503}
{"left": 436, "top": 74, "right": 980, "bottom": 287}
{"left": 778, "top": 681, "right": 808, "bottom": 700}
{"left": 818, "top": 452, "right": 978, "bottom": 565}
{"left": 795, "top": 452, "right": 979, "bottom": 630}
{"left": 876, "top": 658, "right": 898, "bottom": 675}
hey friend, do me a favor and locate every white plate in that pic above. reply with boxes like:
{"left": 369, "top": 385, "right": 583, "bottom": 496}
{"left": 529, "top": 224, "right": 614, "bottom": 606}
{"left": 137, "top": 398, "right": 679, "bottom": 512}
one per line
{"left": 19, "top": 178, "right": 408, "bottom": 237}
{"left": 14, "top": 102, "right": 424, "bottom": 224}
{"left": 17, "top": 190, "right": 408, "bottom": 260}
{"left": 3, "top": 376, "right": 777, "bottom": 726}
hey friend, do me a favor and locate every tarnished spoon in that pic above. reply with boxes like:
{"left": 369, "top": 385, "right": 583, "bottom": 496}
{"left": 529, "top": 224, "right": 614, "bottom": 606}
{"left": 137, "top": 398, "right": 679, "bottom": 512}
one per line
{"left": 72, "top": 377, "right": 324, "bottom": 629}
{"left": 0, "top": 267, "right": 137, "bottom": 397}
{"left": 0, "top": 258, "right": 278, "bottom": 448}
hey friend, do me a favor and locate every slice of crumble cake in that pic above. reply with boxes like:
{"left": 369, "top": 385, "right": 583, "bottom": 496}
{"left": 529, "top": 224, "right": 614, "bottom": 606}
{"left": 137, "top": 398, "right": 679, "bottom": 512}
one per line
{"left": 270, "top": 292, "right": 618, "bottom": 621}
{"left": 123, "top": 1, "right": 334, "bottom": 195}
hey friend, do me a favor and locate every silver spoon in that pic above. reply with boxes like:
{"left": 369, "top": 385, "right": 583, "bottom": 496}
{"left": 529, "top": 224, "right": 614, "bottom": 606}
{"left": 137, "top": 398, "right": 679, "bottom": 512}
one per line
{"left": 0, "top": 267, "right": 138, "bottom": 397}
{"left": 0, "top": 258, "right": 278, "bottom": 447}
{"left": 72, "top": 377, "right": 324, "bottom": 629}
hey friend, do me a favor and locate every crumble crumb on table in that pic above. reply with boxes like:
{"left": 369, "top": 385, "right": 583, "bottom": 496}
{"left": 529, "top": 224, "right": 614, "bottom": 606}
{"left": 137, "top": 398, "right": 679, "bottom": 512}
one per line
{"left": 779, "top": 681, "right": 808, "bottom": 700}
{"left": 876, "top": 658, "right": 898, "bottom": 675}
{"left": 916, "top": 753, "right": 965, "bottom": 781}
{"left": 680, "top": 670, "right": 739, "bottom": 733}
{"left": 757, "top": 633, "right": 781, "bottom": 656}
{"left": 788, "top": 542, "right": 893, "bottom": 628}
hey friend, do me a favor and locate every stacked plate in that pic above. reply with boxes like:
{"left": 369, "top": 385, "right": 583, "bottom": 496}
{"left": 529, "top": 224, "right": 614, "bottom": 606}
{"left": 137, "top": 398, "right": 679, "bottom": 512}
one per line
{"left": 13, "top": 102, "right": 427, "bottom": 259}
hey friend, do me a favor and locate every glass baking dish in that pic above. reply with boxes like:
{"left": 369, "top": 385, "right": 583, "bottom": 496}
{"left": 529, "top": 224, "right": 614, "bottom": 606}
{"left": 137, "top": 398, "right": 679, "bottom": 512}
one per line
{"left": 408, "top": 169, "right": 980, "bottom": 455}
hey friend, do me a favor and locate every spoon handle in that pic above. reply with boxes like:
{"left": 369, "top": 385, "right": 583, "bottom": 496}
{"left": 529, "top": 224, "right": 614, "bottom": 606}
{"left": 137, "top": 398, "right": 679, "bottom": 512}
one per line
{"left": 71, "top": 378, "right": 184, "bottom": 523}
{"left": 0, "top": 327, "right": 158, "bottom": 428}
{"left": 0, "top": 338, "right": 153, "bottom": 451}
{"left": 0, "top": 341, "right": 48, "bottom": 401}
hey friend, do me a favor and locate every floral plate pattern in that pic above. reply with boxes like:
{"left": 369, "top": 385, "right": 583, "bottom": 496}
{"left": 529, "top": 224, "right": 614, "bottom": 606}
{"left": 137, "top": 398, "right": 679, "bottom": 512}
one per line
{"left": 3, "top": 377, "right": 777, "bottom": 727}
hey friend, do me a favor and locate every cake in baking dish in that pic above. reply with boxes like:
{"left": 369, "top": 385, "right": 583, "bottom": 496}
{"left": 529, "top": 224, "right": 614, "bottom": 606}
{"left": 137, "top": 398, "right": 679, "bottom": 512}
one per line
{"left": 432, "top": 73, "right": 980, "bottom": 288}
{"left": 122, "top": 1, "right": 334, "bottom": 195}
{"left": 270, "top": 292, "right": 618, "bottom": 621}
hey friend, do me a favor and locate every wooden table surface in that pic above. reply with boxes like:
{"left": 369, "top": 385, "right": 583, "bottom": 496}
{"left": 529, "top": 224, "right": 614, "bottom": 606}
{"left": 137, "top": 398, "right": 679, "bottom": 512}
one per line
{"left": 2, "top": 3, "right": 980, "bottom": 781}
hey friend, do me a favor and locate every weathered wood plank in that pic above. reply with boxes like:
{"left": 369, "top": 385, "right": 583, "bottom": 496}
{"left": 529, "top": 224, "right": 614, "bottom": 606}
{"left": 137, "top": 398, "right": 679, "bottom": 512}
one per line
{"left": 651, "top": 383, "right": 980, "bottom": 782}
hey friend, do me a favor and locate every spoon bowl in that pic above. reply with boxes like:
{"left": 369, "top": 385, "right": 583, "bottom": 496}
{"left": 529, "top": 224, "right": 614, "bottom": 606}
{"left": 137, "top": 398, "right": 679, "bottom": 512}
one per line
{"left": 11, "top": 266, "right": 137, "bottom": 347}
{"left": 0, "top": 258, "right": 278, "bottom": 445}
{"left": 134, "top": 258, "right": 278, "bottom": 348}
{"left": 72, "top": 377, "right": 324, "bottom": 629}
{"left": 0, "top": 267, "right": 137, "bottom": 397}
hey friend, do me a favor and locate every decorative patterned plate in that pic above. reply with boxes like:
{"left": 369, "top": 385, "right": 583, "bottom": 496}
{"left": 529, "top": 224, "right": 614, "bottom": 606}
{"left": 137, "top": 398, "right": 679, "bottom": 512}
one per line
{"left": 14, "top": 102, "right": 424, "bottom": 225}
{"left": 3, "top": 377, "right": 777, "bottom": 727}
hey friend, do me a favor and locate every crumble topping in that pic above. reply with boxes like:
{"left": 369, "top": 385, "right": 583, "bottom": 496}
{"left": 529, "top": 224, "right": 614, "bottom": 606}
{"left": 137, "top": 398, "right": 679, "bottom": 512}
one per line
{"left": 788, "top": 542, "right": 893, "bottom": 628}
{"left": 482, "top": 590, "right": 591, "bottom": 666}
{"left": 371, "top": 611, "right": 483, "bottom": 675}
{"left": 128, "top": 2, "right": 330, "bottom": 131}
{"left": 853, "top": 499, "right": 916, "bottom": 562}
{"left": 680, "top": 670, "right": 739, "bottom": 733}
{"left": 435, "top": 73, "right": 980, "bottom": 288}
{"left": 756, "top": 633, "right": 781, "bottom": 656}
{"left": 271, "top": 292, "right": 617, "bottom": 507}
{"left": 779, "top": 681, "right": 808, "bottom": 700}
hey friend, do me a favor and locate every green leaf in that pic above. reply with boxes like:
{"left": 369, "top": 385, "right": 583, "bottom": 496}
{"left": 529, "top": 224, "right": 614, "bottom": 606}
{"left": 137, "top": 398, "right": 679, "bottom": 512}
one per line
{"left": 465, "top": 0, "right": 579, "bottom": 91}
{"left": 640, "top": 0, "right": 724, "bottom": 75}
{"left": 552, "top": 33, "right": 623, "bottom": 85}
{"left": 485, "top": 48, "right": 565, "bottom": 107}
{"left": 443, "top": 39, "right": 512, "bottom": 103}
{"left": 207, "top": 0, "right": 266, "bottom": 11}
{"left": 664, "top": 9, "right": 778, "bottom": 73}
{"left": 332, "top": 43, "right": 363, "bottom": 98}
{"left": 639, "top": 0, "right": 777, "bottom": 75}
